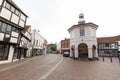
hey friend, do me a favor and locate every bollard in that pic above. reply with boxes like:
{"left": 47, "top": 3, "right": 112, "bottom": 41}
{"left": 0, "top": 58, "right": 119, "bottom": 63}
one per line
{"left": 118, "top": 54, "right": 120, "bottom": 63}
{"left": 109, "top": 53, "right": 112, "bottom": 63}
{"left": 110, "top": 56, "right": 112, "bottom": 63}
{"left": 102, "top": 56, "right": 104, "bottom": 61}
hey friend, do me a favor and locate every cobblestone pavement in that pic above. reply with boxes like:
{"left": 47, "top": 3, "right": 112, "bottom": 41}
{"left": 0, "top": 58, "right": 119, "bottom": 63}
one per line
{"left": 0, "top": 54, "right": 120, "bottom": 80}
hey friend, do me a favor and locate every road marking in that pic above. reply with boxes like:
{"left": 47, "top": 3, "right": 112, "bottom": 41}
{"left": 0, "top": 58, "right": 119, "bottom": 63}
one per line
{"left": 39, "top": 57, "right": 63, "bottom": 80}
{"left": 0, "top": 58, "right": 34, "bottom": 73}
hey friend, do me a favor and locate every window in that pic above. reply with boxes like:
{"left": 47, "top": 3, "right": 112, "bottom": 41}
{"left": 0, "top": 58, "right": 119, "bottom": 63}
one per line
{"left": 13, "top": 48, "right": 18, "bottom": 59}
{"left": 1, "top": 23, "right": 7, "bottom": 32}
{"left": 12, "top": 27, "right": 19, "bottom": 33}
{"left": 11, "top": 6, "right": 15, "bottom": 13}
{"left": 0, "top": 44, "right": 9, "bottom": 61}
{"left": 5, "top": 2, "right": 11, "bottom": 9}
{"left": 105, "top": 43, "right": 109, "bottom": 47}
{"left": 15, "top": 10, "right": 19, "bottom": 16}
{"left": 36, "top": 40, "right": 38, "bottom": 46}
{"left": 80, "top": 27, "right": 85, "bottom": 36}
{"left": 6, "top": 25, "right": 11, "bottom": 34}
{"left": 0, "top": 22, "right": 1, "bottom": 30}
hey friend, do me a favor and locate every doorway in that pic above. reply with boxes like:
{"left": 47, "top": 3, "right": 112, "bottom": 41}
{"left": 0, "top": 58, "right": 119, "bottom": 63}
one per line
{"left": 78, "top": 43, "right": 88, "bottom": 58}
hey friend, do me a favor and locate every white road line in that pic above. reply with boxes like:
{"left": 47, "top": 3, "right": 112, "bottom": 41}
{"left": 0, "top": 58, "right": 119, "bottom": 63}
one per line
{"left": 39, "top": 57, "right": 63, "bottom": 80}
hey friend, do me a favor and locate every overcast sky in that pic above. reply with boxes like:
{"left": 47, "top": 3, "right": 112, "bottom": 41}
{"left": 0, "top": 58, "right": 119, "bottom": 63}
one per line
{"left": 14, "top": 0, "right": 120, "bottom": 44}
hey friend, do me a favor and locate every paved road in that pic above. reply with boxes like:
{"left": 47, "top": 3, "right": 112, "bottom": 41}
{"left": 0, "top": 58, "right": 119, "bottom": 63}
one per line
{"left": 0, "top": 54, "right": 120, "bottom": 80}
{"left": 46, "top": 57, "right": 120, "bottom": 80}
{"left": 0, "top": 54, "right": 63, "bottom": 80}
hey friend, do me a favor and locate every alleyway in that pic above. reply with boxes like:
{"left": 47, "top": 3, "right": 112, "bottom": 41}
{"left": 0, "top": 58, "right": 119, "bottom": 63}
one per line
{"left": 0, "top": 54, "right": 120, "bottom": 80}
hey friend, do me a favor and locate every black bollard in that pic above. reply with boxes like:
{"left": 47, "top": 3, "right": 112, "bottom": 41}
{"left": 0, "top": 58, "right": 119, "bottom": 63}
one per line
{"left": 109, "top": 53, "right": 112, "bottom": 63}
{"left": 118, "top": 54, "right": 120, "bottom": 63}
{"left": 103, "top": 56, "right": 104, "bottom": 61}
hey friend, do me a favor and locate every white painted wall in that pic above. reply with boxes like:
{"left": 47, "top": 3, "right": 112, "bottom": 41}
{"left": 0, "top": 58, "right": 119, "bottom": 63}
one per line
{"left": 10, "top": 37, "right": 17, "bottom": 43}
{"left": 11, "top": 14, "right": 19, "bottom": 24}
{"left": 0, "top": 0, "right": 3, "bottom": 5}
{"left": 0, "top": 8, "right": 11, "bottom": 20}
{"left": 0, "top": 33, "right": 4, "bottom": 41}
{"left": 11, "top": 31, "right": 18, "bottom": 37}
{"left": 19, "top": 19, "right": 24, "bottom": 27}
{"left": 20, "top": 13, "right": 26, "bottom": 21}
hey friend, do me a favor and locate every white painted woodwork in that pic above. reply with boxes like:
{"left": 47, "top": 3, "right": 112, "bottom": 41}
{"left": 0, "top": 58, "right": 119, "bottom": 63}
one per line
{"left": 0, "top": 33, "right": 4, "bottom": 41}
{"left": 11, "top": 31, "right": 18, "bottom": 37}
{"left": 6, "top": 34, "right": 10, "bottom": 38}
{"left": 10, "top": 37, "right": 17, "bottom": 43}
{"left": 0, "top": 0, "right": 3, "bottom": 5}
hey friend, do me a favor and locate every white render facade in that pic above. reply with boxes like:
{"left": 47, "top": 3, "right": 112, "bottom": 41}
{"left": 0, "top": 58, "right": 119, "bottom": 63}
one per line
{"left": 32, "top": 30, "right": 47, "bottom": 56}
{"left": 68, "top": 13, "right": 98, "bottom": 60}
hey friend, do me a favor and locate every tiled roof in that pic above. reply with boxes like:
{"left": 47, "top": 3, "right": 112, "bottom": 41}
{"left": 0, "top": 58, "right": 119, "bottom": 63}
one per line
{"left": 97, "top": 36, "right": 120, "bottom": 43}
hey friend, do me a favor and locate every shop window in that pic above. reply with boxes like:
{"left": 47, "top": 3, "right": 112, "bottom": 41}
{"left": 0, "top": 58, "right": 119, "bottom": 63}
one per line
{"left": 0, "top": 44, "right": 9, "bottom": 60}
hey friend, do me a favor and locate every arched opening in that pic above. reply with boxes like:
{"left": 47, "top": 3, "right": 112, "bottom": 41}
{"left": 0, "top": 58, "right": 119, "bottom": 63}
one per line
{"left": 92, "top": 45, "right": 96, "bottom": 58}
{"left": 78, "top": 43, "right": 88, "bottom": 58}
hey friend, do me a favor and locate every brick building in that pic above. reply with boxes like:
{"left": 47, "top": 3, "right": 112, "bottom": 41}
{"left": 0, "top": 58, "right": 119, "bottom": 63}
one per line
{"left": 61, "top": 38, "right": 70, "bottom": 54}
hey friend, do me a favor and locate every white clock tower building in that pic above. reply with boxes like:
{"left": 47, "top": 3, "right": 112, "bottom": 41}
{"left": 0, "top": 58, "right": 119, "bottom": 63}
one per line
{"left": 68, "top": 13, "right": 98, "bottom": 60}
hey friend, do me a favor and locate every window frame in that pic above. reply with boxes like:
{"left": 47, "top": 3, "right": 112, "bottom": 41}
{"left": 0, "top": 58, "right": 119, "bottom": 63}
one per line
{"left": 5, "top": 2, "right": 11, "bottom": 10}
{"left": 80, "top": 27, "right": 85, "bottom": 36}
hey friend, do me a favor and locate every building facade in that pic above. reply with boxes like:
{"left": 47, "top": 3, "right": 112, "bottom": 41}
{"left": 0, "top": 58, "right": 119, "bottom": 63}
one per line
{"left": 19, "top": 25, "right": 32, "bottom": 58}
{"left": 32, "top": 29, "right": 47, "bottom": 56}
{"left": 60, "top": 38, "right": 70, "bottom": 54}
{"left": 0, "top": 0, "right": 27, "bottom": 64}
{"left": 97, "top": 36, "right": 120, "bottom": 57}
{"left": 68, "top": 13, "right": 98, "bottom": 60}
